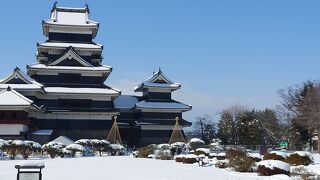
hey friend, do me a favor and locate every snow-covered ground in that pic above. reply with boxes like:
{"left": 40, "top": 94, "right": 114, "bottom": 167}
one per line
{"left": 0, "top": 154, "right": 319, "bottom": 180}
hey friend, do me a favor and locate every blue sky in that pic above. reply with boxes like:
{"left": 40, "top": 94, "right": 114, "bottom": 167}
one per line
{"left": 1, "top": 1, "right": 320, "bottom": 122}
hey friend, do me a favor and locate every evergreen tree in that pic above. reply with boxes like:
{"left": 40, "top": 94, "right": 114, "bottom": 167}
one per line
{"left": 237, "top": 110, "right": 264, "bottom": 145}
{"left": 217, "top": 111, "right": 235, "bottom": 144}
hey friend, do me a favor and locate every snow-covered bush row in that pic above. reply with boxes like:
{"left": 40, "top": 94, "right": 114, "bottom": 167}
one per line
{"left": 2, "top": 140, "right": 41, "bottom": 160}
{"left": 262, "top": 150, "right": 313, "bottom": 166}
{"left": 74, "top": 139, "right": 125, "bottom": 156}
{"left": 182, "top": 154, "right": 198, "bottom": 164}
{"left": 257, "top": 160, "right": 290, "bottom": 176}
{"left": 136, "top": 142, "right": 191, "bottom": 160}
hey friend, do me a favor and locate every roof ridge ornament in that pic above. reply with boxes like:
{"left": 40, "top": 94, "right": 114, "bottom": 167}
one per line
{"left": 85, "top": 3, "right": 90, "bottom": 14}
{"left": 52, "top": 2, "right": 58, "bottom": 12}
{"left": 14, "top": 66, "right": 20, "bottom": 71}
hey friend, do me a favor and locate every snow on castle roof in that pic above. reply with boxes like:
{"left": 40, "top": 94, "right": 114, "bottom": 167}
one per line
{"left": 44, "top": 87, "right": 120, "bottom": 95}
{"left": 28, "top": 64, "right": 111, "bottom": 72}
{"left": 42, "top": 4, "right": 99, "bottom": 37}
{"left": 44, "top": 5, "right": 98, "bottom": 27}
{"left": 0, "top": 68, "right": 43, "bottom": 91}
{"left": 0, "top": 87, "right": 34, "bottom": 106}
{"left": 135, "top": 69, "right": 181, "bottom": 92}
{"left": 38, "top": 42, "right": 102, "bottom": 50}
{"left": 135, "top": 100, "right": 191, "bottom": 111}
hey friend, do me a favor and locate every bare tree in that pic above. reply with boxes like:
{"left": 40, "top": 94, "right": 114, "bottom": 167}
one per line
{"left": 297, "top": 85, "right": 320, "bottom": 152}
{"left": 278, "top": 81, "right": 319, "bottom": 150}
{"left": 191, "top": 114, "right": 216, "bottom": 144}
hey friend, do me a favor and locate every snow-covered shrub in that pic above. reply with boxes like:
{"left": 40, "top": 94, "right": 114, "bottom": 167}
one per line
{"left": 285, "top": 151, "right": 313, "bottom": 166}
{"left": 0, "top": 139, "right": 7, "bottom": 150}
{"left": 91, "top": 139, "right": 110, "bottom": 156}
{"left": 148, "top": 154, "right": 156, "bottom": 159}
{"left": 189, "top": 138, "right": 205, "bottom": 150}
{"left": 170, "top": 142, "right": 189, "bottom": 155}
{"left": 155, "top": 149, "right": 172, "bottom": 160}
{"left": 157, "top": 144, "right": 171, "bottom": 150}
{"left": 175, "top": 154, "right": 185, "bottom": 162}
{"left": 109, "top": 144, "right": 125, "bottom": 156}
{"left": 20, "top": 141, "right": 41, "bottom": 160}
{"left": 209, "top": 139, "right": 223, "bottom": 151}
{"left": 263, "top": 151, "right": 287, "bottom": 161}
{"left": 133, "top": 151, "right": 138, "bottom": 158}
{"left": 248, "top": 153, "right": 262, "bottom": 162}
{"left": 194, "top": 148, "right": 210, "bottom": 156}
{"left": 75, "top": 139, "right": 93, "bottom": 156}
{"left": 2, "top": 140, "right": 27, "bottom": 160}
{"left": 291, "top": 165, "right": 317, "bottom": 179}
{"left": 59, "top": 148, "right": 73, "bottom": 158}
{"left": 137, "top": 144, "right": 157, "bottom": 158}
{"left": 42, "top": 142, "right": 65, "bottom": 158}
{"left": 216, "top": 152, "right": 226, "bottom": 160}
{"left": 257, "top": 160, "right": 290, "bottom": 176}
{"left": 215, "top": 160, "right": 228, "bottom": 168}
{"left": 182, "top": 154, "right": 198, "bottom": 164}
{"left": 65, "top": 144, "right": 85, "bottom": 157}
{"left": 209, "top": 153, "right": 217, "bottom": 159}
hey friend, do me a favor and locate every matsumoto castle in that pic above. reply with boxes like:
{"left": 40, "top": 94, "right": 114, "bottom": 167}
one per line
{"left": 0, "top": 4, "right": 191, "bottom": 146}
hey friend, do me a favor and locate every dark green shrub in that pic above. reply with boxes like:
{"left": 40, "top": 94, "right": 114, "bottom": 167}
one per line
{"left": 155, "top": 149, "right": 172, "bottom": 160}
{"left": 20, "top": 141, "right": 41, "bottom": 160}
{"left": 228, "top": 155, "right": 255, "bottom": 172}
{"left": 189, "top": 138, "right": 205, "bottom": 150}
{"left": 2, "top": 140, "right": 19, "bottom": 160}
{"left": 226, "top": 148, "right": 246, "bottom": 160}
{"left": 137, "top": 144, "right": 157, "bottom": 158}
{"left": 263, "top": 152, "right": 285, "bottom": 161}
{"left": 42, "top": 142, "right": 65, "bottom": 158}
{"left": 285, "top": 153, "right": 313, "bottom": 166}
{"left": 193, "top": 149, "right": 209, "bottom": 156}
{"left": 108, "top": 144, "right": 125, "bottom": 156}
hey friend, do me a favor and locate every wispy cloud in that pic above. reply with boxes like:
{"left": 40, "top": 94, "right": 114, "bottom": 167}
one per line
{"left": 173, "top": 84, "right": 280, "bottom": 122}
{"left": 109, "top": 78, "right": 279, "bottom": 123}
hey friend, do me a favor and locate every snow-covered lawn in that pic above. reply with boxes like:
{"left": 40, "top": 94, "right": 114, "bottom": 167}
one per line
{"left": 0, "top": 156, "right": 274, "bottom": 180}
{"left": 0, "top": 154, "right": 320, "bottom": 180}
